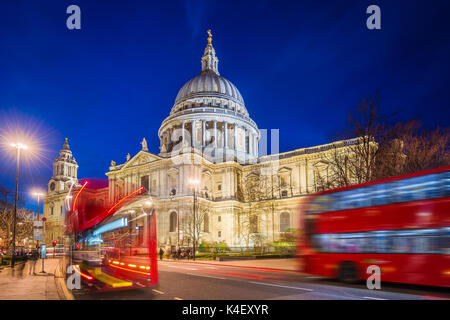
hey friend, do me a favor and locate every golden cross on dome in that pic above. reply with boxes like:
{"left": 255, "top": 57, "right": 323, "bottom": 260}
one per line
{"left": 207, "top": 29, "right": 212, "bottom": 44}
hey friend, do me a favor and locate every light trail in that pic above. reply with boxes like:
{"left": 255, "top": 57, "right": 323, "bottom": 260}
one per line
{"left": 107, "top": 186, "right": 145, "bottom": 213}
{"left": 72, "top": 181, "right": 88, "bottom": 212}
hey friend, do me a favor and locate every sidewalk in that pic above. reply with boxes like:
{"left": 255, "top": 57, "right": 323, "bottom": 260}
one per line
{"left": 160, "top": 257, "right": 301, "bottom": 272}
{"left": 0, "top": 258, "right": 62, "bottom": 300}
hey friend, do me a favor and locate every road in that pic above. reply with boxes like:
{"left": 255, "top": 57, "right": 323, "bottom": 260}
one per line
{"left": 72, "top": 260, "right": 450, "bottom": 300}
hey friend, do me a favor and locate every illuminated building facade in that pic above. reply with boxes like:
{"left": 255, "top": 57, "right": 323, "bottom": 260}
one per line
{"left": 44, "top": 32, "right": 354, "bottom": 248}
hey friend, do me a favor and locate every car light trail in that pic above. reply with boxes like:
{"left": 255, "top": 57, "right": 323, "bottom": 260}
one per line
{"left": 107, "top": 186, "right": 145, "bottom": 213}
{"left": 72, "top": 181, "right": 88, "bottom": 212}
{"left": 109, "top": 263, "right": 151, "bottom": 276}
{"left": 73, "top": 265, "right": 94, "bottom": 281}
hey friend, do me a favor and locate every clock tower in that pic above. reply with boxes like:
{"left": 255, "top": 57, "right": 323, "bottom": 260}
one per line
{"left": 48, "top": 138, "right": 78, "bottom": 194}
{"left": 43, "top": 138, "right": 79, "bottom": 245}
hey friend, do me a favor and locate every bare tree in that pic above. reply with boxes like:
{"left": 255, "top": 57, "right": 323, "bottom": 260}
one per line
{"left": 182, "top": 201, "right": 212, "bottom": 249}
{"left": 237, "top": 166, "right": 282, "bottom": 247}
{"left": 376, "top": 120, "right": 449, "bottom": 177}
{"left": 237, "top": 172, "right": 267, "bottom": 248}
{"left": 0, "top": 184, "right": 34, "bottom": 249}
{"left": 315, "top": 96, "right": 449, "bottom": 189}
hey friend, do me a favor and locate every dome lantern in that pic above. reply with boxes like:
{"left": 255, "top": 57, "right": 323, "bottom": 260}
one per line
{"left": 201, "top": 29, "right": 219, "bottom": 75}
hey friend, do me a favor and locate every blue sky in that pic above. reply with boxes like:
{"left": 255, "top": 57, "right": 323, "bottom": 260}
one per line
{"left": 0, "top": 0, "right": 449, "bottom": 209}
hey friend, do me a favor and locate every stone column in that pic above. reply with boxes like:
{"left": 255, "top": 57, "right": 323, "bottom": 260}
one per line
{"left": 233, "top": 124, "right": 237, "bottom": 151}
{"left": 202, "top": 120, "right": 206, "bottom": 147}
{"left": 213, "top": 121, "right": 217, "bottom": 148}
{"left": 300, "top": 159, "right": 308, "bottom": 194}
{"left": 191, "top": 120, "right": 196, "bottom": 147}
{"left": 224, "top": 122, "right": 228, "bottom": 149}
{"left": 243, "top": 127, "right": 247, "bottom": 153}
{"left": 182, "top": 121, "right": 185, "bottom": 146}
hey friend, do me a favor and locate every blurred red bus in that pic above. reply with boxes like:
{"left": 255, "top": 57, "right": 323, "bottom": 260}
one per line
{"left": 300, "top": 166, "right": 450, "bottom": 287}
{"left": 64, "top": 182, "right": 158, "bottom": 292}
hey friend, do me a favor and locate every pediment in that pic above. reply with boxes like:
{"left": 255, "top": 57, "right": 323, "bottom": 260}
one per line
{"left": 123, "top": 151, "right": 160, "bottom": 169}
{"left": 278, "top": 166, "right": 292, "bottom": 174}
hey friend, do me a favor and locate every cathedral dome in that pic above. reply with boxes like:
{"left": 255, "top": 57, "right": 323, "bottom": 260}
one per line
{"left": 159, "top": 30, "right": 260, "bottom": 162}
{"left": 169, "top": 29, "right": 249, "bottom": 117}
{"left": 174, "top": 73, "right": 244, "bottom": 106}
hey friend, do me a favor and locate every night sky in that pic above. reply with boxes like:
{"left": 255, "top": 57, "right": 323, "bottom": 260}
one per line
{"left": 0, "top": 0, "right": 449, "bottom": 210}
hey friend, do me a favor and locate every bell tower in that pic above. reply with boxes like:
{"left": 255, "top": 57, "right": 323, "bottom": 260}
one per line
{"left": 48, "top": 138, "right": 78, "bottom": 194}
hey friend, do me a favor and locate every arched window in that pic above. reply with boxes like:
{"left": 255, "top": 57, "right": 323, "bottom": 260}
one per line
{"left": 203, "top": 213, "right": 209, "bottom": 232}
{"left": 169, "top": 212, "right": 177, "bottom": 232}
{"left": 280, "top": 212, "right": 290, "bottom": 232}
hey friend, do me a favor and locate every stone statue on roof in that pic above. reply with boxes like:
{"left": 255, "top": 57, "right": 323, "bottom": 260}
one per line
{"left": 141, "top": 138, "right": 148, "bottom": 151}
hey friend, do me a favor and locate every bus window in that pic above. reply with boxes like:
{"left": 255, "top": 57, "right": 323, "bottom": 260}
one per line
{"left": 443, "top": 171, "right": 450, "bottom": 197}
{"left": 373, "top": 231, "right": 391, "bottom": 253}
{"left": 308, "top": 195, "right": 335, "bottom": 214}
{"left": 417, "top": 229, "right": 440, "bottom": 254}
{"left": 367, "top": 183, "right": 390, "bottom": 207}
{"left": 395, "top": 174, "right": 444, "bottom": 203}
{"left": 338, "top": 190, "right": 367, "bottom": 211}
{"left": 442, "top": 227, "right": 450, "bottom": 255}
{"left": 344, "top": 189, "right": 370, "bottom": 210}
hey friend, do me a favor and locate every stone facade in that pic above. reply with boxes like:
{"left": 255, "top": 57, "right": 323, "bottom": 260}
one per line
{"left": 44, "top": 31, "right": 357, "bottom": 248}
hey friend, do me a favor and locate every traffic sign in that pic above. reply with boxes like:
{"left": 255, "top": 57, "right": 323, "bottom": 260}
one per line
{"left": 33, "top": 221, "right": 43, "bottom": 241}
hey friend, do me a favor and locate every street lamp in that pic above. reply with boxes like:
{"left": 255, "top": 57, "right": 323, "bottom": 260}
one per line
{"left": 32, "top": 191, "right": 44, "bottom": 221}
{"left": 169, "top": 189, "right": 180, "bottom": 249}
{"left": 189, "top": 179, "right": 200, "bottom": 261}
{"left": 10, "top": 142, "right": 28, "bottom": 268}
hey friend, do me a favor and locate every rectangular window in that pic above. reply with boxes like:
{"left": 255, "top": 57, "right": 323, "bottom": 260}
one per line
{"left": 51, "top": 207, "right": 54, "bottom": 215}
{"left": 218, "top": 216, "right": 221, "bottom": 222}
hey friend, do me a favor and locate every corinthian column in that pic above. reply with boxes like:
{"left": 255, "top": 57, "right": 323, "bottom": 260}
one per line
{"left": 182, "top": 121, "right": 185, "bottom": 146}
{"left": 233, "top": 124, "right": 237, "bottom": 151}
{"left": 224, "top": 122, "right": 228, "bottom": 149}
{"left": 213, "top": 121, "right": 217, "bottom": 148}
{"left": 202, "top": 120, "right": 206, "bottom": 147}
{"left": 192, "top": 120, "right": 196, "bottom": 147}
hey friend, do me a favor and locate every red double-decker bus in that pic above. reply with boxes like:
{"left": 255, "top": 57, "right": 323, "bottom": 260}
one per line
{"left": 300, "top": 166, "right": 450, "bottom": 287}
{"left": 63, "top": 181, "right": 158, "bottom": 293}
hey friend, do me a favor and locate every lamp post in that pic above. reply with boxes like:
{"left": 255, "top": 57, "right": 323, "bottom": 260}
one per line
{"left": 10, "top": 142, "right": 28, "bottom": 268}
{"left": 32, "top": 192, "right": 44, "bottom": 221}
{"left": 32, "top": 191, "right": 44, "bottom": 252}
{"left": 189, "top": 179, "right": 200, "bottom": 261}
{"left": 169, "top": 190, "right": 181, "bottom": 249}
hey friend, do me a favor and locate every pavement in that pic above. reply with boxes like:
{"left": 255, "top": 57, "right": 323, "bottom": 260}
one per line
{"left": 0, "top": 258, "right": 66, "bottom": 300}
{"left": 73, "top": 258, "right": 450, "bottom": 300}
{"left": 1, "top": 256, "right": 447, "bottom": 300}
{"left": 158, "top": 257, "right": 300, "bottom": 271}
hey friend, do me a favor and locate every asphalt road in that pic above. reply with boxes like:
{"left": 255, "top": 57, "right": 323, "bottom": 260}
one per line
{"left": 73, "top": 260, "right": 450, "bottom": 300}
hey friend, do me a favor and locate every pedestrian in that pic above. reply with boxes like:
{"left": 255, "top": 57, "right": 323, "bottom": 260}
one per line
{"left": 172, "top": 248, "right": 176, "bottom": 260}
{"left": 186, "top": 247, "right": 191, "bottom": 260}
{"left": 159, "top": 247, "right": 164, "bottom": 261}
{"left": 177, "top": 247, "right": 181, "bottom": 260}
{"left": 29, "top": 249, "right": 38, "bottom": 275}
